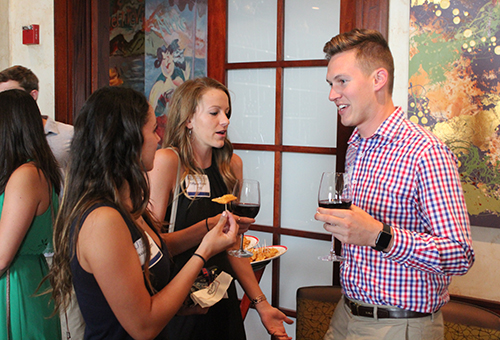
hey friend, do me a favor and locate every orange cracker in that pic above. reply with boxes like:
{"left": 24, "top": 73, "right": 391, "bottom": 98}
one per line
{"left": 211, "top": 194, "right": 237, "bottom": 204}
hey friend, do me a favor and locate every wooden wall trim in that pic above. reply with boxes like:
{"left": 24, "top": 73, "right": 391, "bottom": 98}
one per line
{"left": 54, "top": 0, "right": 72, "bottom": 124}
{"left": 207, "top": 0, "right": 227, "bottom": 84}
{"left": 54, "top": 0, "right": 109, "bottom": 125}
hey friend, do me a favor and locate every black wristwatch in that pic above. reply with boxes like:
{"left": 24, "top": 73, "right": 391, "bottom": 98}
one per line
{"left": 372, "top": 223, "right": 392, "bottom": 251}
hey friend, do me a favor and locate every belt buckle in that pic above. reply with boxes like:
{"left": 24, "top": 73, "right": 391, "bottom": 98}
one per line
{"left": 349, "top": 300, "right": 360, "bottom": 316}
{"left": 354, "top": 302, "right": 360, "bottom": 315}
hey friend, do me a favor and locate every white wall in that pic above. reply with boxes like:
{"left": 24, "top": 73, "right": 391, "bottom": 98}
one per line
{"left": 0, "top": 0, "right": 9, "bottom": 71}
{"left": 389, "top": 0, "right": 500, "bottom": 302}
{"left": 3, "top": 0, "right": 55, "bottom": 119}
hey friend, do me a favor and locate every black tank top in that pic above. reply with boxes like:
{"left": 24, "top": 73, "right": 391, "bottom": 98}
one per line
{"left": 70, "top": 201, "right": 172, "bottom": 340}
{"left": 165, "top": 161, "right": 246, "bottom": 340}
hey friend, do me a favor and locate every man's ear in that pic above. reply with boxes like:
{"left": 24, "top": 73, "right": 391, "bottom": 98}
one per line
{"left": 373, "top": 68, "right": 388, "bottom": 92}
{"left": 30, "top": 89, "right": 39, "bottom": 101}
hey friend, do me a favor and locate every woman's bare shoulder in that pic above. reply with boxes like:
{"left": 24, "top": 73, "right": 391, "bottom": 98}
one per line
{"left": 230, "top": 153, "right": 243, "bottom": 176}
{"left": 6, "top": 162, "right": 48, "bottom": 194}
{"left": 153, "top": 148, "right": 180, "bottom": 171}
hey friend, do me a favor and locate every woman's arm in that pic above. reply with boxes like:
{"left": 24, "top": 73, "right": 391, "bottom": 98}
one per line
{"left": 0, "top": 163, "right": 49, "bottom": 276}
{"left": 78, "top": 207, "right": 237, "bottom": 340}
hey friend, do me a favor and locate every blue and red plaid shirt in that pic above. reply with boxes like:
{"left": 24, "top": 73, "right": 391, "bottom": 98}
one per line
{"left": 342, "top": 107, "right": 474, "bottom": 313}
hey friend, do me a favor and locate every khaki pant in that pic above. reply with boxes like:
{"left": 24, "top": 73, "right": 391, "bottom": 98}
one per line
{"left": 324, "top": 296, "right": 444, "bottom": 340}
{"left": 45, "top": 255, "right": 86, "bottom": 340}
{"left": 60, "top": 288, "right": 86, "bottom": 340}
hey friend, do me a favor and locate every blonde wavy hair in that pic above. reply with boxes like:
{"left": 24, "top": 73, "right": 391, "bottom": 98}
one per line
{"left": 162, "top": 77, "right": 237, "bottom": 195}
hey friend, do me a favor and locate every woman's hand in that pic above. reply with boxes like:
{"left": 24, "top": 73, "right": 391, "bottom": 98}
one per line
{"left": 197, "top": 211, "right": 238, "bottom": 259}
{"left": 209, "top": 213, "right": 253, "bottom": 235}
{"left": 256, "top": 302, "right": 293, "bottom": 340}
{"left": 231, "top": 214, "right": 253, "bottom": 234}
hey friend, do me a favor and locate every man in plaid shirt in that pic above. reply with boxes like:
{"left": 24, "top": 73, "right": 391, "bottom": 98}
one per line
{"left": 315, "top": 29, "right": 474, "bottom": 340}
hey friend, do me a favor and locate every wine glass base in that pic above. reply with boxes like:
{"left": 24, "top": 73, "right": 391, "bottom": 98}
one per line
{"left": 318, "top": 254, "right": 345, "bottom": 262}
{"left": 228, "top": 249, "right": 253, "bottom": 258}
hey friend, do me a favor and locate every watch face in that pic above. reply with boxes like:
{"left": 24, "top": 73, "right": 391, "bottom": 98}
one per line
{"left": 374, "top": 224, "right": 392, "bottom": 251}
{"left": 377, "top": 231, "right": 392, "bottom": 249}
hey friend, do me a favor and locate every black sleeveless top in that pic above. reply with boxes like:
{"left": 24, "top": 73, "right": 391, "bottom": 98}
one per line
{"left": 165, "top": 161, "right": 246, "bottom": 340}
{"left": 70, "top": 202, "right": 172, "bottom": 340}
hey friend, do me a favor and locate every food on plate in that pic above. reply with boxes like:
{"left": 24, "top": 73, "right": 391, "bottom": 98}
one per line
{"left": 250, "top": 247, "right": 279, "bottom": 263}
{"left": 243, "top": 237, "right": 250, "bottom": 250}
{"left": 211, "top": 194, "right": 237, "bottom": 205}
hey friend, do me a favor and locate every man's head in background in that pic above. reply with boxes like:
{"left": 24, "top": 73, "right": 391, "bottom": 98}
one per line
{"left": 0, "top": 65, "right": 39, "bottom": 100}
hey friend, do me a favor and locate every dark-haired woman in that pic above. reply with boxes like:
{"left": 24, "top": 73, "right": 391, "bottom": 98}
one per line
{"left": 49, "top": 86, "right": 237, "bottom": 340}
{"left": 0, "top": 89, "right": 62, "bottom": 339}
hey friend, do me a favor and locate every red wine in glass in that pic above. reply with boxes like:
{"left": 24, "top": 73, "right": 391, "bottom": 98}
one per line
{"left": 230, "top": 202, "right": 260, "bottom": 219}
{"left": 318, "top": 200, "right": 352, "bottom": 210}
{"left": 318, "top": 172, "right": 352, "bottom": 262}
{"left": 228, "top": 179, "right": 260, "bottom": 258}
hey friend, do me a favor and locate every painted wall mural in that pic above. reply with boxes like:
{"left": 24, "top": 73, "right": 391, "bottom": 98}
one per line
{"left": 409, "top": 0, "right": 500, "bottom": 228}
{"left": 145, "top": 0, "right": 207, "bottom": 144}
{"left": 109, "top": 0, "right": 207, "bottom": 145}
{"left": 109, "top": 0, "right": 146, "bottom": 91}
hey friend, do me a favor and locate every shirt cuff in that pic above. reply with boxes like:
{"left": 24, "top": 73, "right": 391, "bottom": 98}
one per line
{"left": 381, "top": 226, "right": 416, "bottom": 263}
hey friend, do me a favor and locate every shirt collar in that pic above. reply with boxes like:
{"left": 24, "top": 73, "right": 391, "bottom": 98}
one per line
{"left": 42, "top": 115, "right": 60, "bottom": 136}
{"left": 347, "top": 106, "right": 404, "bottom": 145}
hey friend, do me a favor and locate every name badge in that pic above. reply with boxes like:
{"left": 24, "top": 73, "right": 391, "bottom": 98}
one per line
{"left": 134, "top": 232, "right": 163, "bottom": 269}
{"left": 185, "top": 174, "right": 210, "bottom": 197}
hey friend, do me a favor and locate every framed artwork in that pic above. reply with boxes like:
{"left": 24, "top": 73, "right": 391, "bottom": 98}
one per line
{"left": 408, "top": 0, "right": 500, "bottom": 228}
{"left": 110, "top": 0, "right": 208, "bottom": 144}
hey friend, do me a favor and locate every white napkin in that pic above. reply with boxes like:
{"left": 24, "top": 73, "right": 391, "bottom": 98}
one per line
{"left": 190, "top": 271, "right": 233, "bottom": 308}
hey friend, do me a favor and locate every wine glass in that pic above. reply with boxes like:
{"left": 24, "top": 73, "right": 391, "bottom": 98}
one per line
{"left": 318, "top": 172, "right": 352, "bottom": 261}
{"left": 228, "top": 179, "right": 260, "bottom": 258}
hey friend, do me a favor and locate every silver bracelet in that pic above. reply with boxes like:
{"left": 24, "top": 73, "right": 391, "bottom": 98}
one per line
{"left": 251, "top": 294, "right": 267, "bottom": 306}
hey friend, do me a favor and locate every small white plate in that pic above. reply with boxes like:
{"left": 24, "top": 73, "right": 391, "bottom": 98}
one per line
{"left": 244, "top": 235, "right": 259, "bottom": 249}
{"left": 250, "top": 245, "right": 288, "bottom": 265}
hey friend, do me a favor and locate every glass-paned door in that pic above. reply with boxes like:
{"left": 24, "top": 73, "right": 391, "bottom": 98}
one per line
{"left": 225, "top": 1, "right": 341, "bottom": 339}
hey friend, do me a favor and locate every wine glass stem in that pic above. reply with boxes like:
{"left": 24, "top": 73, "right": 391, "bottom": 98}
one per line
{"left": 239, "top": 233, "right": 245, "bottom": 250}
{"left": 330, "top": 235, "right": 336, "bottom": 255}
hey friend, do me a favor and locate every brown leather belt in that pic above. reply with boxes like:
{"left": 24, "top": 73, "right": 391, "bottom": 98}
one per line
{"left": 344, "top": 297, "right": 432, "bottom": 319}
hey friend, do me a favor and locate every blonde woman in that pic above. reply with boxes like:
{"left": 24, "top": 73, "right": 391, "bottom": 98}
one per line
{"left": 149, "top": 77, "right": 293, "bottom": 340}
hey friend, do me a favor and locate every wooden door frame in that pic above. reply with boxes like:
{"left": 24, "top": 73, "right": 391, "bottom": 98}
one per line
{"left": 53, "top": 0, "right": 389, "bottom": 313}
{"left": 52, "top": 0, "right": 500, "bottom": 320}
{"left": 54, "top": 0, "right": 109, "bottom": 124}
{"left": 54, "top": 0, "right": 388, "bottom": 124}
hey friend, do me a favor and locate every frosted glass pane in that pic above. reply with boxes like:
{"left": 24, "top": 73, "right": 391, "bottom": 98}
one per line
{"left": 279, "top": 236, "right": 333, "bottom": 310}
{"left": 227, "top": 69, "right": 276, "bottom": 145}
{"left": 282, "top": 153, "right": 336, "bottom": 233}
{"left": 284, "top": 0, "right": 340, "bottom": 60}
{"left": 283, "top": 67, "right": 337, "bottom": 147}
{"left": 228, "top": 0, "right": 277, "bottom": 62}
{"left": 234, "top": 150, "right": 274, "bottom": 226}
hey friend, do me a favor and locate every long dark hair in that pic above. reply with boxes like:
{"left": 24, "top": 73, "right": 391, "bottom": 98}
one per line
{"left": 49, "top": 86, "right": 158, "bottom": 311}
{"left": 0, "top": 89, "right": 61, "bottom": 194}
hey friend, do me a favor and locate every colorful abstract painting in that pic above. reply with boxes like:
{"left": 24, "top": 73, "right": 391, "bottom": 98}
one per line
{"left": 145, "top": 0, "right": 207, "bottom": 145}
{"left": 409, "top": 0, "right": 500, "bottom": 228}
